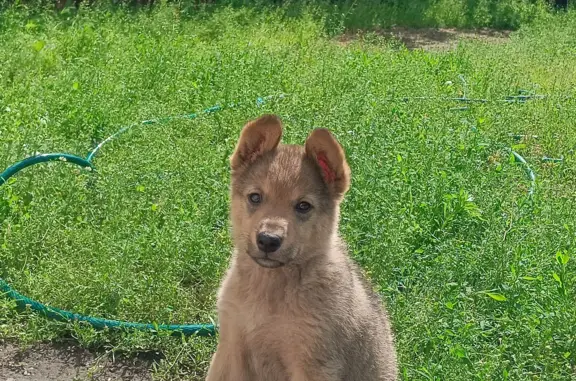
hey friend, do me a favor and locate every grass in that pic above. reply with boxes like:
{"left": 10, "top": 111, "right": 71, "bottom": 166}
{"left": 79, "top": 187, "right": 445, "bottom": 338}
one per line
{"left": 1, "top": 2, "right": 576, "bottom": 380}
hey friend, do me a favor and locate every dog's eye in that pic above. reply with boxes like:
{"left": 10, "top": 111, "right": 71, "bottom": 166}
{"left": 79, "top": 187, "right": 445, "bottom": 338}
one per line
{"left": 248, "top": 193, "right": 262, "bottom": 204}
{"left": 295, "top": 201, "right": 312, "bottom": 213}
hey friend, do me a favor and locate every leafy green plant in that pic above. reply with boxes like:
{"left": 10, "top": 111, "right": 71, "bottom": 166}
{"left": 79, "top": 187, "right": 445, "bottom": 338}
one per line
{"left": 553, "top": 250, "right": 571, "bottom": 297}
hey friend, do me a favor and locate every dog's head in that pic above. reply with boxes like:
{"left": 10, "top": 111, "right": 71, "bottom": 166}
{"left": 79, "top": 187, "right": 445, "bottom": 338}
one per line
{"left": 229, "top": 114, "right": 350, "bottom": 268}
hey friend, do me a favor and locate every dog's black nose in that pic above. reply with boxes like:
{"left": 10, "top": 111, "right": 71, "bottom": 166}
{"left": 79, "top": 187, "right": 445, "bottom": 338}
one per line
{"left": 257, "top": 232, "right": 282, "bottom": 253}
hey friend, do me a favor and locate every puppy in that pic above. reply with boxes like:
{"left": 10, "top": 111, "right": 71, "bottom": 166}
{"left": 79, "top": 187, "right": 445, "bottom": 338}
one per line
{"left": 205, "top": 115, "right": 398, "bottom": 381}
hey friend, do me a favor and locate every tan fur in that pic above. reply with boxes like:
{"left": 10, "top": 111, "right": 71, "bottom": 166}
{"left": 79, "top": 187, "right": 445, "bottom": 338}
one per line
{"left": 205, "top": 115, "right": 398, "bottom": 381}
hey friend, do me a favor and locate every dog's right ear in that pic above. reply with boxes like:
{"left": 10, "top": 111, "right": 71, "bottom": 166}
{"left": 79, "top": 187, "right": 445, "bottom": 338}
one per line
{"left": 305, "top": 128, "right": 351, "bottom": 198}
{"left": 230, "top": 114, "right": 283, "bottom": 171}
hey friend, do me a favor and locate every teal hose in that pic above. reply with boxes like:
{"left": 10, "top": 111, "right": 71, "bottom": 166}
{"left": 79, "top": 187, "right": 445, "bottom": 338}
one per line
{"left": 510, "top": 150, "right": 536, "bottom": 196}
{"left": 0, "top": 91, "right": 542, "bottom": 337}
{"left": 0, "top": 153, "right": 94, "bottom": 186}
{"left": 0, "top": 152, "right": 216, "bottom": 336}
{"left": 0, "top": 278, "right": 215, "bottom": 337}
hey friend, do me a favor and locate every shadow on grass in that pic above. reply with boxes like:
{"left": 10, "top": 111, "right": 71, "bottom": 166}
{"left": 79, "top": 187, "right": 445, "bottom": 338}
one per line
{"left": 2, "top": 0, "right": 563, "bottom": 32}
{"left": 337, "top": 26, "right": 512, "bottom": 50}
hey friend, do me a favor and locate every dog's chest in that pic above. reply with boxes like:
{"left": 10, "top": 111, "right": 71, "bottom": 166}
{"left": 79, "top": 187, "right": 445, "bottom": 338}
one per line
{"left": 239, "top": 285, "right": 317, "bottom": 337}
{"left": 242, "top": 295, "right": 319, "bottom": 379}
{"left": 221, "top": 280, "right": 322, "bottom": 374}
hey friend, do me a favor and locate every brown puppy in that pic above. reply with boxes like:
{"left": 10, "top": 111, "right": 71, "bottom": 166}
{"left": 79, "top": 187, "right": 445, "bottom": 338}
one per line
{"left": 205, "top": 115, "right": 398, "bottom": 381}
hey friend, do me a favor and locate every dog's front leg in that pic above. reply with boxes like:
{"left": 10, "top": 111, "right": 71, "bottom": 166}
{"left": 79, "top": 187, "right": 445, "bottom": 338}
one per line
{"left": 205, "top": 339, "right": 248, "bottom": 381}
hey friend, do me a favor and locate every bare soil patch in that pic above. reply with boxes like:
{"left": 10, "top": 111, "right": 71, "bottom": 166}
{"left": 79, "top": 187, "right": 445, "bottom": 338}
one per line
{"left": 0, "top": 341, "right": 155, "bottom": 381}
{"left": 338, "top": 27, "right": 512, "bottom": 50}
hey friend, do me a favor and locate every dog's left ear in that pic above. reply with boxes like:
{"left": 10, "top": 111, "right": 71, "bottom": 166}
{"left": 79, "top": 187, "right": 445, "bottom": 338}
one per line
{"left": 305, "top": 128, "right": 351, "bottom": 197}
{"left": 230, "top": 114, "right": 283, "bottom": 171}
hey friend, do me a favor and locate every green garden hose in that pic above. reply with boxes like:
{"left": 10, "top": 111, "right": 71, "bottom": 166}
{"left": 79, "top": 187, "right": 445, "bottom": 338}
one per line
{"left": 0, "top": 153, "right": 215, "bottom": 336}
{"left": 0, "top": 277, "right": 215, "bottom": 336}
{"left": 0, "top": 92, "right": 544, "bottom": 337}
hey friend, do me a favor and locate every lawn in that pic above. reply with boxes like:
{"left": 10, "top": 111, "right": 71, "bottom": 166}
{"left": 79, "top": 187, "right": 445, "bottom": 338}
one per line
{"left": 1, "top": 1, "right": 575, "bottom": 380}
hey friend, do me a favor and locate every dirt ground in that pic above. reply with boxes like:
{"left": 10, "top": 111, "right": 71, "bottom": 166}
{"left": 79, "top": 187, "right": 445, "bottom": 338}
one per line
{"left": 338, "top": 27, "right": 512, "bottom": 50}
{"left": 0, "top": 341, "right": 154, "bottom": 381}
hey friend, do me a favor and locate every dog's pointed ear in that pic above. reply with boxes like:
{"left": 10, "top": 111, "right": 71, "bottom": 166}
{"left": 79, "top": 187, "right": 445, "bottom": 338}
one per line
{"left": 230, "top": 114, "right": 283, "bottom": 171}
{"left": 305, "top": 128, "right": 351, "bottom": 197}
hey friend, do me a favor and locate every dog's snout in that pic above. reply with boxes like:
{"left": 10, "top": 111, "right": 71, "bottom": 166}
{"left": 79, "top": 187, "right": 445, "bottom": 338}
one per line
{"left": 257, "top": 232, "right": 283, "bottom": 253}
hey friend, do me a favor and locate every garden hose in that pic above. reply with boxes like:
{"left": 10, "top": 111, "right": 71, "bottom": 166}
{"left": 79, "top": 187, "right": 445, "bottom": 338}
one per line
{"left": 0, "top": 92, "right": 547, "bottom": 336}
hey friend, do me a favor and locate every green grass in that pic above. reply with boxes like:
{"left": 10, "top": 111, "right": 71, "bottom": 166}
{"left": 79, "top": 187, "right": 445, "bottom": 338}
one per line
{"left": 1, "top": 2, "right": 576, "bottom": 380}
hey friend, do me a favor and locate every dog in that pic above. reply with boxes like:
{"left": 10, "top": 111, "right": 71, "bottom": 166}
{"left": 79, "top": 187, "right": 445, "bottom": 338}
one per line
{"left": 205, "top": 114, "right": 398, "bottom": 381}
